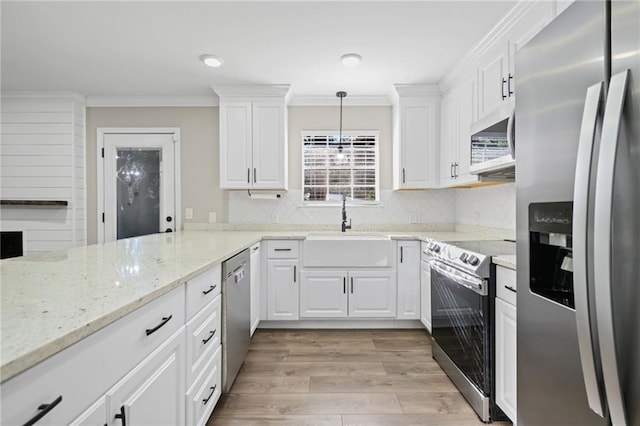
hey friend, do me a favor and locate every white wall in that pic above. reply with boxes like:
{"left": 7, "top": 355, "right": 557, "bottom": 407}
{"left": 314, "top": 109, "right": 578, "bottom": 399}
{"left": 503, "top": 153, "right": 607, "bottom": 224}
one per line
{"left": 0, "top": 93, "right": 86, "bottom": 253}
{"left": 455, "top": 183, "right": 515, "bottom": 230}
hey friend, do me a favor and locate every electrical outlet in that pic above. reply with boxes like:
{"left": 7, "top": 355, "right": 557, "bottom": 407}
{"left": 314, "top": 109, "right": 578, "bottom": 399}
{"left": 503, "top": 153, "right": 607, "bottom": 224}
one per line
{"left": 271, "top": 213, "right": 279, "bottom": 223}
{"left": 208, "top": 212, "right": 217, "bottom": 223}
{"left": 411, "top": 212, "right": 421, "bottom": 223}
{"left": 185, "top": 208, "right": 193, "bottom": 220}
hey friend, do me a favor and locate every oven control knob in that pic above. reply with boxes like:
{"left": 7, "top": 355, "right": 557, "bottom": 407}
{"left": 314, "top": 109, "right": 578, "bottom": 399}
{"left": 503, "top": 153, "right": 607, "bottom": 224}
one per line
{"left": 432, "top": 244, "right": 441, "bottom": 253}
{"left": 460, "top": 253, "right": 469, "bottom": 263}
{"left": 468, "top": 255, "right": 480, "bottom": 266}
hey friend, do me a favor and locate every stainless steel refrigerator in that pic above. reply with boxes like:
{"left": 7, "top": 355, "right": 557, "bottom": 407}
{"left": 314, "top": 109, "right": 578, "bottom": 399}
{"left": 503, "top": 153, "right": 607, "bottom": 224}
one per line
{"left": 516, "top": 1, "right": 639, "bottom": 425}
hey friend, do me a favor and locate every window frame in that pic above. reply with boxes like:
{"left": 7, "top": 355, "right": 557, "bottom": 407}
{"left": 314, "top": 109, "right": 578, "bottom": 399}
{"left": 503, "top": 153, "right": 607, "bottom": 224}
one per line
{"left": 301, "top": 130, "right": 380, "bottom": 205}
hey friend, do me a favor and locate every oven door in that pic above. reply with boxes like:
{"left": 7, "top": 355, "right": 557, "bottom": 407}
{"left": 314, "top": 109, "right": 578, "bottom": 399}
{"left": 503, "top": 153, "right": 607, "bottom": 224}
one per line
{"left": 430, "top": 260, "right": 490, "bottom": 394}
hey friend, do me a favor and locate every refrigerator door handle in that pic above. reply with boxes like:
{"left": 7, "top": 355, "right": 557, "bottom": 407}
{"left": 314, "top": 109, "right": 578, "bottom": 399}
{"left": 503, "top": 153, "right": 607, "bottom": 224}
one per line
{"left": 573, "top": 81, "right": 606, "bottom": 417}
{"left": 594, "top": 69, "right": 630, "bottom": 426}
{"left": 507, "top": 105, "right": 516, "bottom": 159}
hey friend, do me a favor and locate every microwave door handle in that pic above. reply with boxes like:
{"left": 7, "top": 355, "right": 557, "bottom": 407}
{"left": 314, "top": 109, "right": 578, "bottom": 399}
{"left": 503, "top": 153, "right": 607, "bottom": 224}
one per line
{"left": 594, "top": 70, "right": 629, "bottom": 426}
{"left": 507, "top": 106, "right": 516, "bottom": 159}
{"left": 573, "top": 81, "right": 606, "bottom": 418}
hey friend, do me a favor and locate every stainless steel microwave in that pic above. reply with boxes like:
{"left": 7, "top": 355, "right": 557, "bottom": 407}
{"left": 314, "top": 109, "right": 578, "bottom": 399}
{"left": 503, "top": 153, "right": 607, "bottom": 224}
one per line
{"left": 469, "top": 105, "right": 515, "bottom": 178}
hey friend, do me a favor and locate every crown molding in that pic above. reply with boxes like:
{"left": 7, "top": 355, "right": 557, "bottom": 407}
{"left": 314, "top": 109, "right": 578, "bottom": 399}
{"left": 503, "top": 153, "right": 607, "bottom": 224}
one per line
{"left": 86, "top": 96, "right": 218, "bottom": 107}
{"left": 1, "top": 91, "right": 86, "bottom": 104}
{"left": 211, "top": 84, "right": 291, "bottom": 100}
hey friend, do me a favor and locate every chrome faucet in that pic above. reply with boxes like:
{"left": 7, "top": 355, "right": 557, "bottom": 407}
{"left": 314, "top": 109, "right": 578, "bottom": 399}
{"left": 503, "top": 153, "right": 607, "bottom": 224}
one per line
{"left": 341, "top": 194, "right": 352, "bottom": 232}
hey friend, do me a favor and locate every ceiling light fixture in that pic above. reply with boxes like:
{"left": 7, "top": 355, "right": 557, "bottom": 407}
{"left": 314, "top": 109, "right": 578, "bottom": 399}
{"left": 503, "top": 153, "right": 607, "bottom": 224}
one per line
{"left": 340, "top": 53, "right": 362, "bottom": 69}
{"left": 199, "top": 54, "right": 224, "bottom": 68}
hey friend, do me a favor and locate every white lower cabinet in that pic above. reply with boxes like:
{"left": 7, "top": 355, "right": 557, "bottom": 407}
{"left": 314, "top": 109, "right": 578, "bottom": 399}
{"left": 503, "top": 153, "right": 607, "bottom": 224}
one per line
{"left": 186, "top": 346, "right": 222, "bottom": 426}
{"left": 106, "top": 326, "right": 185, "bottom": 426}
{"left": 495, "top": 265, "right": 517, "bottom": 424}
{"left": 397, "top": 241, "right": 421, "bottom": 319}
{"left": 300, "top": 270, "right": 348, "bottom": 318}
{"left": 420, "top": 258, "right": 432, "bottom": 332}
{"left": 69, "top": 396, "right": 107, "bottom": 425}
{"left": 300, "top": 269, "right": 396, "bottom": 318}
{"left": 250, "top": 243, "right": 261, "bottom": 335}
{"left": 265, "top": 240, "right": 300, "bottom": 321}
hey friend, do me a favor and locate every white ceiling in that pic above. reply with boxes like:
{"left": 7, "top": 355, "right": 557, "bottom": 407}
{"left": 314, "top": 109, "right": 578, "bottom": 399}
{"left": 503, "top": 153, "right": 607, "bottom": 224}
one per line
{"left": 1, "top": 1, "right": 516, "bottom": 103}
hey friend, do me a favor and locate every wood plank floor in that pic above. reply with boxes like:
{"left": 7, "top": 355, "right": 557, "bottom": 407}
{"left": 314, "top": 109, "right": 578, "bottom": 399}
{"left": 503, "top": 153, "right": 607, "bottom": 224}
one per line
{"left": 207, "top": 329, "right": 512, "bottom": 426}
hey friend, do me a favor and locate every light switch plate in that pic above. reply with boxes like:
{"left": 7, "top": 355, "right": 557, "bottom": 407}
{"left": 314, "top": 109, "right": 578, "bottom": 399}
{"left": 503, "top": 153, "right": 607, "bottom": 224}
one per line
{"left": 185, "top": 208, "right": 193, "bottom": 220}
{"left": 208, "top": 212, "right": 217, "bottom": 223}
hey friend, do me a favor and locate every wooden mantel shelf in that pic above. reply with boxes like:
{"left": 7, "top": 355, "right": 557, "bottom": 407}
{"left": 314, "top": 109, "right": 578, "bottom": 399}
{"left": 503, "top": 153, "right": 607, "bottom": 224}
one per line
{"left": 0, "top": 200, "right": 68, "bottom": 206}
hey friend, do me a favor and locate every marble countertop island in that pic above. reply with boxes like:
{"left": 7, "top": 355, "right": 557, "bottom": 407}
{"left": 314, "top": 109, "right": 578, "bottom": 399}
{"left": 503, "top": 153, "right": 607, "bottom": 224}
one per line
{"left": 1, "top": 228, "right": 509, "bottom": 383}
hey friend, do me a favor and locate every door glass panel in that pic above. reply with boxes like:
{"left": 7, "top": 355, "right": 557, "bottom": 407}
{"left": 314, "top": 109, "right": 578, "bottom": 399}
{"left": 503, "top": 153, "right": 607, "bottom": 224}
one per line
{"left": 116, "top": 149, "right": 160, "bottom": 239}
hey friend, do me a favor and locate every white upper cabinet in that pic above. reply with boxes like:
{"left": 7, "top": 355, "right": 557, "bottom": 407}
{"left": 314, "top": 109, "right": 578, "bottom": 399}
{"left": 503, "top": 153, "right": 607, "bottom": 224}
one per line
{"left": 213, "top": 85, "right": 290, "bottom": 190}
{"left": 439, "top": 75, "right": 479, "bottom": 188}
{"left": 391, "top": 85, "right": 440, "bottom": 189}
{"left": 477, "top": 1, "right": 554, "bottom": 122}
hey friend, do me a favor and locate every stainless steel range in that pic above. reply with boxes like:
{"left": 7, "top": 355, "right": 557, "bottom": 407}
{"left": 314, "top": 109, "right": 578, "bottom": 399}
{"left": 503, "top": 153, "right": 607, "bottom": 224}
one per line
{"left": 427, "top": 239, "right": 515, "bottom": 422}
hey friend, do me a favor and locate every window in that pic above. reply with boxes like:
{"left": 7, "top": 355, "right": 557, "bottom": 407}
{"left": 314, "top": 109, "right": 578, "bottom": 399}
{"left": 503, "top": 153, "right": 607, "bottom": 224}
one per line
{"left": 302, "top": 130, "right": 379, "bottom": 203}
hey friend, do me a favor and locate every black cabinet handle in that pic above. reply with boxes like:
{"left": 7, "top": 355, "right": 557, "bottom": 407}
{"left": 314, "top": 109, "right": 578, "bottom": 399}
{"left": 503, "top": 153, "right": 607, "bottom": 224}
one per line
{"left": 202, "top": 285, "right": 217, "bottom": 295}
{"left": 400, "top": 246, "right": 404, "bottom": 263}
{"left": 293, "top": 265, "right": 297, "bottom": 283}
{"left": 203, "top": 385, "right": 217, "bottom": 405}
{"left": 145, "top": 315, "right": 172, "bottom": 336}
{"left": 508, "top": 73, "right": 514, "bottom": 97}
{"left": 351, "top": 277, "right": 354, "bottom": 294}
{"left": 343, "top": 277, "right": 346, "bottom": 294}
{"left": 505, "top": 285, "right": 517, "bottom": 293}
{"left": 22, "top": 395, "right": 62, "bottom": 426}
{"left": 402, "top": 168, "right": 406, "bottom": 183}
{"left": 450, "top": 163, "right": 454, "bottom": 178}
{"left": 247, "top": 168, "right": 251, "bottom": 184}
{"left": 501, "top": 78, "right": 507, "bottom": 100}
{"left": 274, "top": 248, "right": 291, "bottom": 252}
{"left": 202, "top": 330, "right": 216, "bottom": 345}
{"left": 454, "top": 162, "right": 459, "bottom": 178}
{"left": 114, "top": 405, "right": 126, "bottom": 426}
{"left": 254, "top": 168, "right": 257, "bottom": 183}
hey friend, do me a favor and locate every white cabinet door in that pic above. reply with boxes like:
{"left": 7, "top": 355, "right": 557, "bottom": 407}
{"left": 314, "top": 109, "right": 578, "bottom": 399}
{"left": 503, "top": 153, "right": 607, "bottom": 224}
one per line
{"left": 69, "top": 396, "right": 106, "bottom": 426}
{"left": 266, "top": 259, "right": 299, "bottom": 320}
{"left": 252, "top": 101, "right": 287, "bottom": 189}
{"left": 219, "top": 101, "right": 253, "bottom": 189}
{"left": 495, "top": 297, "right": 517, "bottom": 423}
{"left": 397, "top": 101, "right": 439, "bottom": 189}
{"left": 454, "top": 76, "right": 479, "bottom": 185}
{"left": 106, "top": 327, "right": 185, "bottom": 426}
{"left": 348, "top": 270, "right": 397, "bottom": 318}
{"left": 439, "top": 92, "right": 457, "bottom": 187}
{"left": 420, "top": 259, "right": 432, "bottom": 332}
{"left": 300, "top": 270, "right": 348, "bottom": 318}
{"left": 397, "top": 241, "right": 421, "bottom": 319}
{"left": 250, "top": 243, "right": 261, "bottom": 335}
{"left": 478, "top": 41, "right": 509, "bottom": 120}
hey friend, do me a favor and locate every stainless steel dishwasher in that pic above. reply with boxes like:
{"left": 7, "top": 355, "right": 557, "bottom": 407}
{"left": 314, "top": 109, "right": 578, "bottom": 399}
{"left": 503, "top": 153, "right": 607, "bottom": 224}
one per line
{"left": 221, "top": 248, "right": 250, "bottom": 393}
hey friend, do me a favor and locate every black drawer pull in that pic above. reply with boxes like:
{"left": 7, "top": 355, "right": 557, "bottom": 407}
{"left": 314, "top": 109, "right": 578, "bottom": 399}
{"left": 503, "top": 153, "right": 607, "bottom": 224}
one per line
{"left": 202, "top": 330, "right": 216, "bottom": 345}
{"left": 203, "top": 385, "right": 217, "bottom": 405}
{"left": 145, "top": 315, "right": 172, "bottom": 336}
{"left": 274, "top": 248, "right": 291, "bottom": 252}
{"left": 202, "top": 285, "right": 217, "bottom": 295}
{"left": 114, "top": 405, "right": 126, "bottom": 426}
{"left": 22, "top": 395, "right": 62, "bottom": 426}
{"left": 505, "top": 285, "right": 517, "bottom": 293}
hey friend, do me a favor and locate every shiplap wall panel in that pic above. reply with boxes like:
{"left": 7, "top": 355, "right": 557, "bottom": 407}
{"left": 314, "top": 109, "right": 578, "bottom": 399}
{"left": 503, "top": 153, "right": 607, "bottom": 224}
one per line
{"left": 0, "top": 92, "right": 86, "bottom": 253}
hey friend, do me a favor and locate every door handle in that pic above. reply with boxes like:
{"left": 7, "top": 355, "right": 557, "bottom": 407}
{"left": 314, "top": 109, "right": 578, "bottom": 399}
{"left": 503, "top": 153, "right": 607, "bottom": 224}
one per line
{"left": 573, "top": 81, "right": 605, "bottom": 417}
{"left": 594, "top": 70, "right": 629, "bottom": 426}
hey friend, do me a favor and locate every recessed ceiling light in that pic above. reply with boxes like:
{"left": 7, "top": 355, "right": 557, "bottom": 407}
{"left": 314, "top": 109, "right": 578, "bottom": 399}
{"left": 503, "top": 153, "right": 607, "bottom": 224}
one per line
{"left": 200, "top": 54, "right": 224, "bottom": 68}
{"left": 340, "top": 53, "right": 362, "bottom": 69}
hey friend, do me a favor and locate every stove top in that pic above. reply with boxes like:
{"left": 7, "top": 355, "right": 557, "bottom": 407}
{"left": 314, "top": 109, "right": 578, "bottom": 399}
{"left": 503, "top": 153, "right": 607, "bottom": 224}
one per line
{"left": 424, "top": 239, "right": 516, "bottom": 278}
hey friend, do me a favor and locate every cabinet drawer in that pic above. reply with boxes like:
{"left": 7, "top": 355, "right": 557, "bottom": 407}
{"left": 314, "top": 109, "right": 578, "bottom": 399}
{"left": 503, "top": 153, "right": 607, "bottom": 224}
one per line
{"left": 186, "top": 295, "right": 222, "bottom": 387}
{"left": 1, "top": 286, "right": 184, "bottom": 426}
{"left": 496, "top": 265, "right": 517, "bottom": 306}
{"left": 266, "top": 240, "right": 299, "bottom": 258}
{"left": 186, "top": 264, "right": 222, "bottom": 320}
{"left": 186, "top": 346, "right": 222, "bottom": 426}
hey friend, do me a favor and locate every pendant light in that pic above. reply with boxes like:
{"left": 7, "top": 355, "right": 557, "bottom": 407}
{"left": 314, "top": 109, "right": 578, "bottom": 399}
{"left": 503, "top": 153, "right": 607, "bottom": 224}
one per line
{"left": 335, "top": 91, "right": 347, "bottom": 165}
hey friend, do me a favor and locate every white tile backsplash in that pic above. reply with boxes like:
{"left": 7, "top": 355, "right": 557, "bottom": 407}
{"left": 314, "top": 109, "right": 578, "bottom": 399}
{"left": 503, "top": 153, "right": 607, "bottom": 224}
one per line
{"left": 226, "top": 183, "right": 516, "bottom": 231}
{"left": 455, "top": 183, "right": 515, "bottom": 230}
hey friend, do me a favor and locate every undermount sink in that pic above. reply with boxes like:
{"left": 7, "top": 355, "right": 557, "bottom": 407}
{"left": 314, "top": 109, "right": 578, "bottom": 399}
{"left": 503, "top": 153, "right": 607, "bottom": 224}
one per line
{"left": 303, "top": 234, "right": 393, "bottom": 267}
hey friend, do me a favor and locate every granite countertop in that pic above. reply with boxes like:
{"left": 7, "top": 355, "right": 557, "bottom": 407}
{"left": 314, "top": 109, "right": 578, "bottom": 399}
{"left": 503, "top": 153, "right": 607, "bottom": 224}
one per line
{"left": 493, "top": 255, "right": 517, "bottom": 270}
{"left": 0, "top": 228, "right": 507, "bottom": 383}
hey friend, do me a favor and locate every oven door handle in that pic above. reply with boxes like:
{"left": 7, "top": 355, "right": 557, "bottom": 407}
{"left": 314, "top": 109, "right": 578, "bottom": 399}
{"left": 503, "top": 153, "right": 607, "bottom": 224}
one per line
{"left": 429, "top": 260, "right": 487, "bottom": 296}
